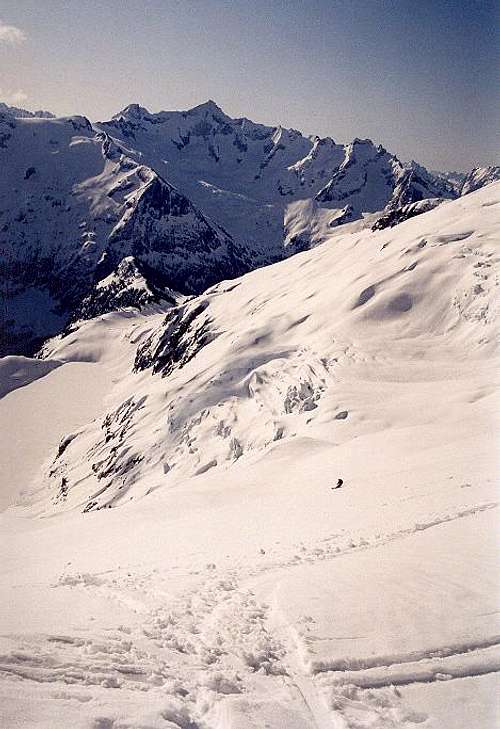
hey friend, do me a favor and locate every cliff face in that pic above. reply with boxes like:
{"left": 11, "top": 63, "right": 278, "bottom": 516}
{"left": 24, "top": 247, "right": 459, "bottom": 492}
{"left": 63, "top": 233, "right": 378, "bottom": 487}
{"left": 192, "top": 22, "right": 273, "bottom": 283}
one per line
{"left": 0, "top": 110, "right": 246, "bottom": 355}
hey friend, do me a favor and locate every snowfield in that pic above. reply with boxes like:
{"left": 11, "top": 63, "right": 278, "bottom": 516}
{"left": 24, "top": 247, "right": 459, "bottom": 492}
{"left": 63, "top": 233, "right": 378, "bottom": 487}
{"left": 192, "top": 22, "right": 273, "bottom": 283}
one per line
{"left": 0, "top": 183, "right": 499, "bottom": 727}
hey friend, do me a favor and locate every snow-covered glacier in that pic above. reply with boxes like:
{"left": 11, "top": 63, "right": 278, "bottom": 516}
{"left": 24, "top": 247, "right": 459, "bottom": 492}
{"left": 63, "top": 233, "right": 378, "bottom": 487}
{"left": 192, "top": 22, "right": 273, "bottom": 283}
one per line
{"left": 0, "top": 175, "right": 498, "bottom": 728}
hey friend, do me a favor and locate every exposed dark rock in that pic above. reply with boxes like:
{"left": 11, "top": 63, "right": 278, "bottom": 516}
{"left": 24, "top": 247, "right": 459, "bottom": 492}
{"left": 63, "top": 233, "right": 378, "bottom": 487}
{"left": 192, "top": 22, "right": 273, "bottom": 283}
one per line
{"left": 372, "top": 198, "right": 444, "bottom": 230}
{"left": 134, "top": 300, "right": 218, "bottom": 377}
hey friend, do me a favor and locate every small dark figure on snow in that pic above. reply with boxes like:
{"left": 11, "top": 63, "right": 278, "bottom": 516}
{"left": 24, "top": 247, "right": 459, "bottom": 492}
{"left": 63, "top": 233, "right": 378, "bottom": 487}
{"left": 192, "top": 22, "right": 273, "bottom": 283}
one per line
{"left": 332, "top": 478, "right": 343, "bottom": 490}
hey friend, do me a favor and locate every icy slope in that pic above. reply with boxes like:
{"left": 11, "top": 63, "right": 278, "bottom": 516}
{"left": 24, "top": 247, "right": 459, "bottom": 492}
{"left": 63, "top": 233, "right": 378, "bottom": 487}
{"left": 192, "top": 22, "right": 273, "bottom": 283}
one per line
{"left": 99, "top": 102, "right": 456, "bottom": 256}
{"left": 0, "top": 183, "right": 498, "bottom": 729}
{"left": 0, "top": 109, "right": 245, "bottom": 355}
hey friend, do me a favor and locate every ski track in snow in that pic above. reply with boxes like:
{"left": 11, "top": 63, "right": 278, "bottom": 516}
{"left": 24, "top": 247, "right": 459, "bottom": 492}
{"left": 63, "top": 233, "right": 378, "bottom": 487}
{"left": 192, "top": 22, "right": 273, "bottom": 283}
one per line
{"left": 0, "top": 500, "right": 498, "bottom": 728}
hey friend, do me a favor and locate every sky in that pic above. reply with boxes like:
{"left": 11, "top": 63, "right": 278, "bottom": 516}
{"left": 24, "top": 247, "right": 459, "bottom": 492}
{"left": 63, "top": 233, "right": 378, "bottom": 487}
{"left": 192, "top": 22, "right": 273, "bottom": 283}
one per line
{"left": 1, "top": 0, "right": 498, "bottom": 171}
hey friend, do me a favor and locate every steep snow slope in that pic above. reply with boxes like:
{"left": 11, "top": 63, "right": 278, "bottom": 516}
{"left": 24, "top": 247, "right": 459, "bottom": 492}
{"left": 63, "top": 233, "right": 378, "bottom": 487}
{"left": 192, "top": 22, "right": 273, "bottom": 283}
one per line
{"left": 33, "top": 183, "right": 499, "bottom": 513}
{"left": 0, "top": 183, "right": 498, "bottom": 728}
{"left": 0, "top": 361, "right": 114, "bottom": 511}
{"left": 99, "top": 102, "right": 456, "bottom": 257}
{"left": 0, "top": 109, "right": 246, "bottom": 355}
{"left": 0, "top": 308, "right": 165, "bottom": 512}
{"left": 0, "top": 355, "right": 62, "bottom": 399}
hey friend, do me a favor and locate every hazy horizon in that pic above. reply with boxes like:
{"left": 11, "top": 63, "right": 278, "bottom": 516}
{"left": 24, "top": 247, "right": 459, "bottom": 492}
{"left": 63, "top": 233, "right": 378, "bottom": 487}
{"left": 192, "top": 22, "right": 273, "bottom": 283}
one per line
{"left": 2, "top": 0, "right": 498, "bottom": 171}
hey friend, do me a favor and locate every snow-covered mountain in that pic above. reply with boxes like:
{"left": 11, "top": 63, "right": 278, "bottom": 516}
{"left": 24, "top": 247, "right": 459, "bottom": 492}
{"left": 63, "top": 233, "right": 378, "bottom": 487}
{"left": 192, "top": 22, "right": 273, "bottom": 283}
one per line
{"left": 1, "top": 99, "right": 497, "bottom": 361}
{"left": 461, "top": 166, "right": 500, "bottom": 196}
{"left": 0, "top": 101, "right": 55, "bottom": 119}
{"left": 0, "top": 107, "right": 247, "bottom": 355}
{"left": 99, "top": 101, "right": 457, "bottom": 256}
{"left": 0, "top": 181, "right": 498, "bottom": 728}
{"left": 430, "top": 169, "right": 466, "bottom": 191}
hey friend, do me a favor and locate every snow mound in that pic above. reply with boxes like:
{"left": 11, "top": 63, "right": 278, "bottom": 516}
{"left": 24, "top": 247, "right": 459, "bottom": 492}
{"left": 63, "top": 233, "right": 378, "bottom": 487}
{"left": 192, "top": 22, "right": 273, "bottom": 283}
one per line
{"left": 0, "top": 355, "right": 62, "bottom": 399}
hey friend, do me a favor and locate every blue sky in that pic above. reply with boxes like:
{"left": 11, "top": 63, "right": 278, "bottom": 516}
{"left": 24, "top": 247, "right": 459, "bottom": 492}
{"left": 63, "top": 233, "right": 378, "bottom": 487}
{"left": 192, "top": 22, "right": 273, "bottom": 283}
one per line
{"left": 1, "top": 0, "right": 498, "bottom": 170}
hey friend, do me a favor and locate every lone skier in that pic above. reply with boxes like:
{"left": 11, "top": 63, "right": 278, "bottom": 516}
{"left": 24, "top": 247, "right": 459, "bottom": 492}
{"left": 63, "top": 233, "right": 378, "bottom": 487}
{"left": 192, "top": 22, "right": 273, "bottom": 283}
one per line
{"left": 332, "top": 478, "right": 343, "bottom": 490}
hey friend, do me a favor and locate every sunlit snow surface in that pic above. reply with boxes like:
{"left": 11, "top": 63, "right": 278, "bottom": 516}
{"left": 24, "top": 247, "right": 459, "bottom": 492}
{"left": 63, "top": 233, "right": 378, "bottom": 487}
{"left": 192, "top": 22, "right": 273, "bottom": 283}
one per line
{"left": 0, "top": 184, "right": 499, "bottom": 727}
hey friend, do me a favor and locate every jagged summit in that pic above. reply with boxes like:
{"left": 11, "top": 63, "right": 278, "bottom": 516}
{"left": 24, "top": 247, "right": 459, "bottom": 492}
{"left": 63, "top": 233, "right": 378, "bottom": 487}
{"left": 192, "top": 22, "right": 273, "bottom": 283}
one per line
{"left": 113, "top": 99, "right": 228, "bottom": 121}
{"left": 351, "top": 137, "right": 378, "bottom": 147}
{"left": 98, "top": 101, "right": 458, "bottom": 256}
{"left": 113, "top": 102, "right": 151, "bottom": 119}
{"left": 187, "top": 99, "right": 225, "bottom": 115}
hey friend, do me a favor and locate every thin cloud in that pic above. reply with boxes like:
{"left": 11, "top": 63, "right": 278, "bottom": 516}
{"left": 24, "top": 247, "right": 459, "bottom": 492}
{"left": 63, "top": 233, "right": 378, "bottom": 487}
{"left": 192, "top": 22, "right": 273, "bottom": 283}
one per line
{"left": 0, "top": 20, "right": 27, "bottom": 45}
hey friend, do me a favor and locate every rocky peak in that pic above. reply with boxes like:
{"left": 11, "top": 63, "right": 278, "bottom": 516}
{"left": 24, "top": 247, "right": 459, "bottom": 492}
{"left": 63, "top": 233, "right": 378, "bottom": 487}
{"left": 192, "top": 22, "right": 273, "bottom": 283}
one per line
{"left": 113, "top": 103, "right": 151, "bottom": 120}
{"left": 461, "top": 166, "right": 500, "bottom": 196}
{"left": 187, "top": 99, "right": 225, "bottom": 116}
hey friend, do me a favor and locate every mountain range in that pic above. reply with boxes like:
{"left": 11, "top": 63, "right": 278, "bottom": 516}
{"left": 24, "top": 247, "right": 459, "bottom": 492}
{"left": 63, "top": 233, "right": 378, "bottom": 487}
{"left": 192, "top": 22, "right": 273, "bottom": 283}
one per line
{"left": 1, "top": 100, "right": 498, "bottom": 356}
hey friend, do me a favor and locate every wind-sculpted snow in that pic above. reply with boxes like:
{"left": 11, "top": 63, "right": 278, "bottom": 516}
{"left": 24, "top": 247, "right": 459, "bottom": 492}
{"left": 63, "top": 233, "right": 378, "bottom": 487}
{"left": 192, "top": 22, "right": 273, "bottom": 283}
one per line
{"left": 26, "top": 182, "right": 500, "bottom": 516}
{"left": 0, "top": 355, "right": 62, "bottom": 399}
